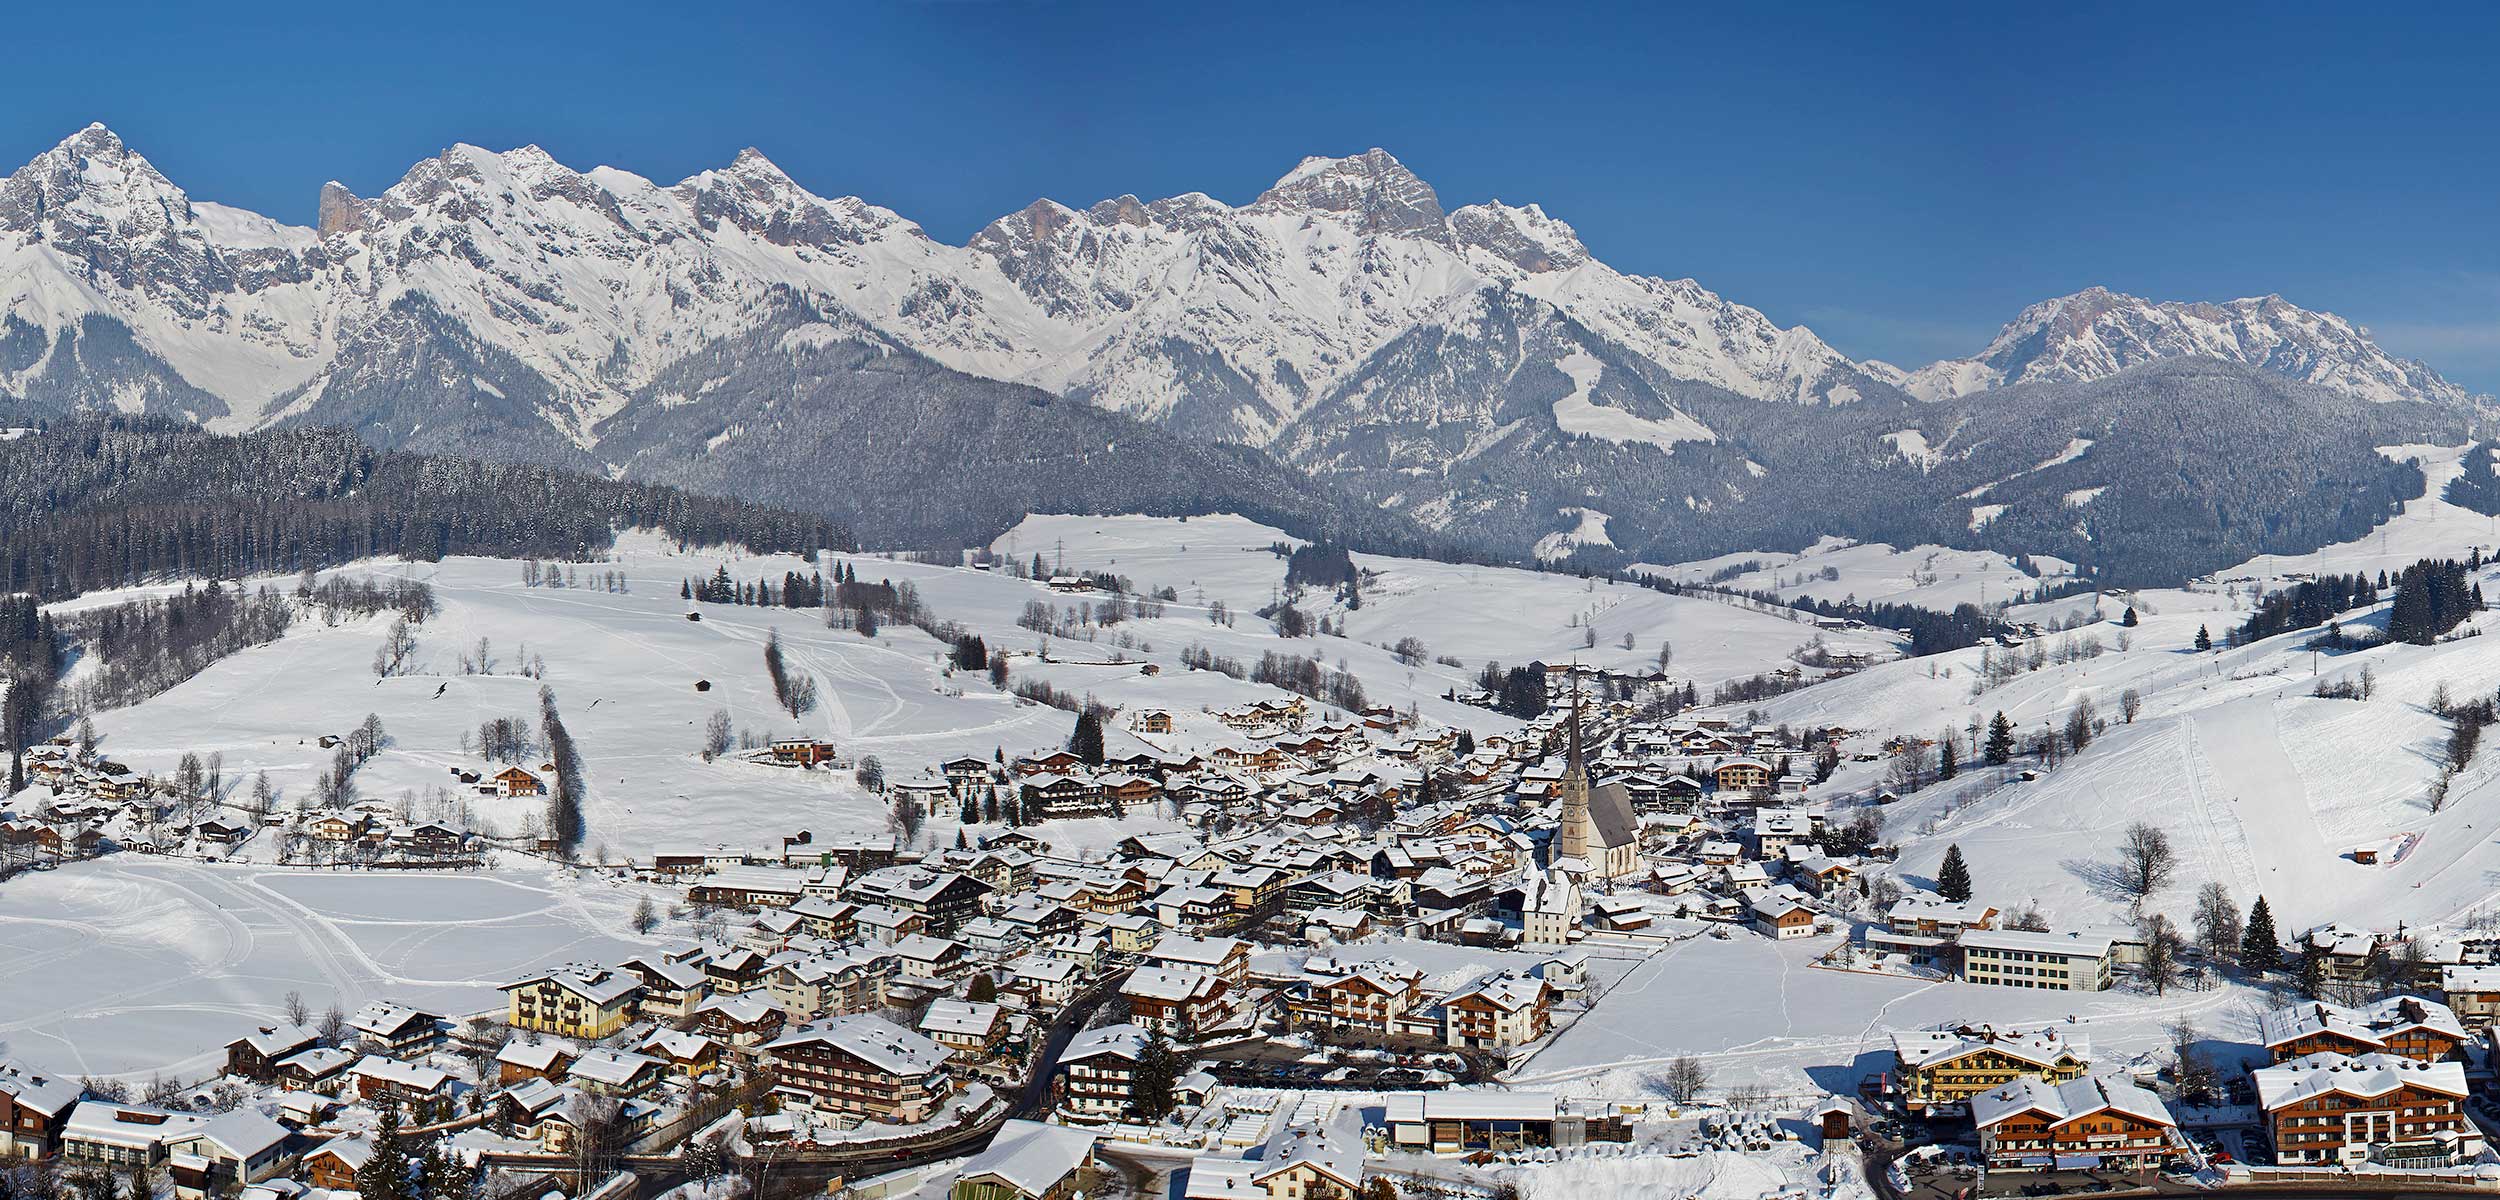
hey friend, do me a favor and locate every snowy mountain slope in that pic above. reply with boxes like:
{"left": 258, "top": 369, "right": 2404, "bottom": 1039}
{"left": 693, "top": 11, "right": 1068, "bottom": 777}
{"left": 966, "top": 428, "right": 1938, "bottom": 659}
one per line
{"left": 1896, "top": 285, "right": 2474, "bottom": 407}
{"left": 0, "top": 125, "right": 2481, "bottom": 578}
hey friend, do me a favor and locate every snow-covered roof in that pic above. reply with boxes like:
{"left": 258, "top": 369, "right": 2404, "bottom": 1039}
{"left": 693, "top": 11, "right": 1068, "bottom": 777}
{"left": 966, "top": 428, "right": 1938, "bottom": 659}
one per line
{"left": 1956, "top": 928, "right": 2115, "bottom": 958}
{"left": 2257, "top": 995, "right": 2464, "bottom": 1050}
{"left": 919, "top": 998, "right": 1003, "bottom": 1038}
{"left": 1123, "top": 965, "right": 1223, "bottom": 1002}
{"left": 764, "top": 1014, "right": 951, "bottom": 1076}
{"left": 2254, "top": 1050, "right": 2468, "bottom": 1110}
{"left": 1891, "top": 1025, "right": 2089, "bottom": 1071}
{"left": 1971, "top": 1073, "right": 2173, "bottom": 1132}
{"left": 1060, "top": 1023, "right": 1149, "bottom": 1064}
{"left": 957, "top": 1119, "right": 1096, "bottom": 1194}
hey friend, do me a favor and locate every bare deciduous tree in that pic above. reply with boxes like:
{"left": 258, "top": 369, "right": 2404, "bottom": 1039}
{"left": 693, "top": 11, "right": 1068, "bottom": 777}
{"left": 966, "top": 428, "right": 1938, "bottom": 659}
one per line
{"left": 2120, "top": 822, "right": 2176, "bottom": 900}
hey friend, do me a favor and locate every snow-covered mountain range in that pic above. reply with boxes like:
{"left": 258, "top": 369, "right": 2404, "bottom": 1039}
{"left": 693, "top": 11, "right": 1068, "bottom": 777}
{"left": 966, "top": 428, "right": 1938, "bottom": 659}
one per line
{"left": 1878, "top": 286, "right": 2473, "bottom": 407}
{"left": 0, "top": 124, "right": 2478, "bottom": 578}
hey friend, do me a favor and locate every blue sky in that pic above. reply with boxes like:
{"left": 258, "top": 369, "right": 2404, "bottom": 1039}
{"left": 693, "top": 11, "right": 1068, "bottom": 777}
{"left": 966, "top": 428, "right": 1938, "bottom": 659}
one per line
{"left": 7, "top": 1, "right": 2499, "bottom": 387}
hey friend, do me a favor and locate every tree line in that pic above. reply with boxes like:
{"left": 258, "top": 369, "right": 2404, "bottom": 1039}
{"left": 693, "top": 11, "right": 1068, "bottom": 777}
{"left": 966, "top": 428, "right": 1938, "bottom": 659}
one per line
{"left": 0, "top": 417, "right": 852, "bottom": 604}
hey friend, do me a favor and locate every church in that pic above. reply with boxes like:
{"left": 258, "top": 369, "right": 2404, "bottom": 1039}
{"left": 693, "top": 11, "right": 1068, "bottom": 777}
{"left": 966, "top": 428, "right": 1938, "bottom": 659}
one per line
{"left": 1551, "top": 704, "right": 1643, "bottom": 883}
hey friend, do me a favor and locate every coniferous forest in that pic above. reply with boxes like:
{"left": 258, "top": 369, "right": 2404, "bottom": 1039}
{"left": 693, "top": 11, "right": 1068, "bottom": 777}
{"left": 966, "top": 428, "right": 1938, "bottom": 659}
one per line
{"left": 0, "top": 417, "right": 853, "bottom": 603}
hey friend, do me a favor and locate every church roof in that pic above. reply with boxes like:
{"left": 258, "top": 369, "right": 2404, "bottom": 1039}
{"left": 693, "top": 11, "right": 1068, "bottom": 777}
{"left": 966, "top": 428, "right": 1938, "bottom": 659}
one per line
{"left": 1583, "top": 778, "right": 1639, "bottom": 850}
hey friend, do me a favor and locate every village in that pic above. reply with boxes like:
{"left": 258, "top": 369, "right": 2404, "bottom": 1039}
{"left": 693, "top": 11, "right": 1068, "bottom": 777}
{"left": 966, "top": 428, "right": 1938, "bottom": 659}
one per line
{"left": 12, "top": 507, "right": 2500, "bottom": 1200}
{"left": 14, "top": 625, "right": 2500, "bottom": 1200}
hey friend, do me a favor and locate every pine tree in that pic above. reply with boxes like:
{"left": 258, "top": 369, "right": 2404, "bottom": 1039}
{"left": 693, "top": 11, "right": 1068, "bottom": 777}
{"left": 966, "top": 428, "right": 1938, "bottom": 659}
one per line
{"left": 1936, "top": 843, "right": 1973, "bottom": 903}
{"left": 2241, "top": 896, "right": 2282, "bottom": 973}
{"left": 2297, "top": 939, "right": 2328, "bottom": 999}
{"left": 2120, "top": 606, "right": 2139, "bottom": 627}
{"left": 1983, "top": 711, "right": 2015, "bottom": 766}
{"left": 1071, "top": 711, "right": 1106, "bottom": 767}
{"left": 1133, "top": 1030, "right": 1180, "bottom": 1120}
{"left": 359, "top": 1105, "right": 411, "bottom": 1200}
{"left": 2194, "top": 624, "right": 2212, "bottom": 652}
{"left": 1937, "top": 736, "right": 1958, "bottom": 780}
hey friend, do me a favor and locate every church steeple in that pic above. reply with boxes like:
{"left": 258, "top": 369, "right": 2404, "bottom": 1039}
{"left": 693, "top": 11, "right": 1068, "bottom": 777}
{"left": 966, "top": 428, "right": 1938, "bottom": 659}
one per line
{"left": 1555, "top": 673, "right": 1592, "bottom": 866}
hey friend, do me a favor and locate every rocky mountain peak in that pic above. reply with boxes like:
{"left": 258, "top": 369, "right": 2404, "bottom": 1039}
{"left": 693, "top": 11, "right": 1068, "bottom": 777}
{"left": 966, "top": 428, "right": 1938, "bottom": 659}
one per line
{"left": 1903, "top": 286, "right": 2472, "bottom": 407}
{"left": 1089, "top": 194, "right": 1151, "bottom": 228}
{"left": 316, "top": 181, "right": 368, "bottom": 238}
{"left": 1250, "top": 147, "right": 1448, "bottom": 241}
{"left": 1451, "top": 200, "right": 1588, "bottom": 273}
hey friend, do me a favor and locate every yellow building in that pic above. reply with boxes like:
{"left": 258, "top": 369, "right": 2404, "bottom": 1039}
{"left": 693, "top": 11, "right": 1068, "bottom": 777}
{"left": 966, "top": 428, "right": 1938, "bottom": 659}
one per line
{"left": 1891, "top": 1026, "right": 2092, "bottom": 1111}
{"left": 501, "top": 967, "right": 643, "bottom": 1039}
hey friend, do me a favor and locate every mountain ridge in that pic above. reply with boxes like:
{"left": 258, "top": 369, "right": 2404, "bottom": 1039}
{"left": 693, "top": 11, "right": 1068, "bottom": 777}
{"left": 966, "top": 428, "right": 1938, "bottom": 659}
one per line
{"left": 0, "top": 124, "right": 2479, "bottom": 581}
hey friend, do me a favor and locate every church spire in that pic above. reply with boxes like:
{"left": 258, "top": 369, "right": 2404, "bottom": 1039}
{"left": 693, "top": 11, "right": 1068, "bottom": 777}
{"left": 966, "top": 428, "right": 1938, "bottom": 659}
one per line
{"left": 1566, "top": 671, "right": 1586, "bottom": 777}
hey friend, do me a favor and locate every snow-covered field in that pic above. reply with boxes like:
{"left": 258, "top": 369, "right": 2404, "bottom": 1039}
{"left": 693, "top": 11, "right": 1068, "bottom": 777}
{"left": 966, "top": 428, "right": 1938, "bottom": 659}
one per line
{"left": 1511, "top": 934, "right": 2270, "bottom": 1103}
{"left": 0, "top": 858, "right": 654, "bottom": 1079}
{"left": 998, "top": 514, "right": 1902, "bottom": 689}
{"left": 1650, "top": 536, "right": 2080, "bottom": 611}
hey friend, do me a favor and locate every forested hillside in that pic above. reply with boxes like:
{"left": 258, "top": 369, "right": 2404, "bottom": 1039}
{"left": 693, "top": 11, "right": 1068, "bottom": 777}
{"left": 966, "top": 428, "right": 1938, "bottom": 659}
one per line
{"left": 0, "top": 418, "right": 852, "bottom": 601}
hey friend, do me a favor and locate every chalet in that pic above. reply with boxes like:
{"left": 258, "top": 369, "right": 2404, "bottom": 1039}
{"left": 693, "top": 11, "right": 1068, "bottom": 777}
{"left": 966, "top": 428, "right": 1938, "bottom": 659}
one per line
{"left": 1133, "top": 710, "right": 1174, "bottom": 735}
{"left": 348, "top": 1055, "right": 454, "bottom": 1107}
{"left": 1004, "top": 953, "right": 1084, "bottom": 1013}
{"left": 494, "top": 1041, "right": 576, "bottom": 1086}
{"left": 1972, "top": 1074, "right": 2178, "bottom": 1171}
{"left": 1892, "top": 1026, "right": 2093, "bottom": 1112}
{"left": 789, "top": 896, "right": 862, "bottom": 943}
{"left": 491, "top": 767, "right": 545, "bottom": 798}
{"left": 501, "top": 967, "right": 642, "bottom": 1039}
{"left": 166, "top": 1109, "right": 294, "bottom": 1197}
{"left": 1021, "top": 774, "right": 1113, "bottom": 820}
{"left": 761, "top": 1014, "right": 955, "bottom": 1121}
{"left": 689, "top": 866, "right": 809, "bottom": 909}
{"left": 1294, "top": 964, "right": 1425, "bottom": 1038}
{"left": 222, "top": 1024, "right": 319, "bottom": 1084}
{"left": 1016, "top": 750, "right": 1087, "bottom": 776}
{"left": 770, "top": 739, "right": 840, "bottom": 767}
{"left": 920, "top": 998, "right": 1011, "bottom": 1060}
{"left": 193, "top": 819, "right": 250, "bottom": 846}
{"left": 2440, "top": 965, "right": 2500, "bottom": 1029}
{"left": 347, "top": 1003, "right": 442, "bottom": 1054}
{"left": 2255, "top": 1052, "right": 2477, "bottom": 1165}
{"left": 567, "top": 1049, "right": 669, "bottom": 1098}
{"left": 1185, "top": 1128, "right": 1359, "bottom": 1200}
{"left": 619, "top": 951, "right": 710, "bottom": 1019}
{"left": 941, "top": 756, "right": 995, "bottom": 788}
{"left": 1143, "top": 935, "right": 1251, "bottom": 986}
{"left": 1712, "top": 758, "right": 1775, "bottom": 795}
{"left": 0, "top": 1060, "right": 77, "bottom": 1158}
{"left": 1122, "top": 966, "right": 1231, "bottom": 1038}
{"left": 301, "top": 1138, "right": 370, "bottom": 1190}
{"left": 637, "top": 1029, "right": 723, "bottom": 1077}
{"left": 893, "top": 934, "right": 973, "bottom": 983}
{"left": 701, "top": 947, "right": 772, "bottom": 994}
{"left": 693, "top": 993, "right": 788, "bottom": 1047}
{"left": 2259, "top": 996, "right": 2466, "bottom": 1064}
{"left": 847, "top": 867, "right": 994, "bottom": 934}
{"left": 1098, "top": 774, "right": 1162, "bottom": 811}
{"left": 1440, "top": 974, "right": 1554, "bottom": 1049}
{"left": 1748, "top": 888, "right": 1821, "bottom": 940}
{"left": 305, "top": 813, "right": 367, "bottom": 842}
{"left": 271, "top": 1047, "right": 354, "bottom": 1093}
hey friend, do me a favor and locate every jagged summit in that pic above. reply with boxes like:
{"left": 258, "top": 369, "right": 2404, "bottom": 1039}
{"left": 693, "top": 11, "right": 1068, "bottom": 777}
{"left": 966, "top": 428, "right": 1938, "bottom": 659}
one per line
{"left": 0, "top": 124, "right": 2475, "bottom": 575}
{"left": 1251, "top": 147, "right": 1448, "bottom": 240}
{"left": 1902, "top": 286, "right": 2470, "bottom": 407}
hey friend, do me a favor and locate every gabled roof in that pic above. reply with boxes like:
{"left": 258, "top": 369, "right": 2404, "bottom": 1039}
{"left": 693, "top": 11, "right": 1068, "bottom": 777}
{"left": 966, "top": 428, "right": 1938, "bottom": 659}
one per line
{"left": 2258, "top": 996, "right": 2465, "bottom": 1051}
{"left": 1971, "top": 1073, "right": 2174, "bottom": 1132}
{"left": 2254, "top": 1050, "right": 2469, "bottom": 1109}
{"left": 1892, "top": 1026, "right": 2091, "bottom": 1071}
{"left": 764, "top": 1013, "right": 952, "bottom": 1076}
{"left": 959, "top": 1119, "right": 1096, "bottom": 1194}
